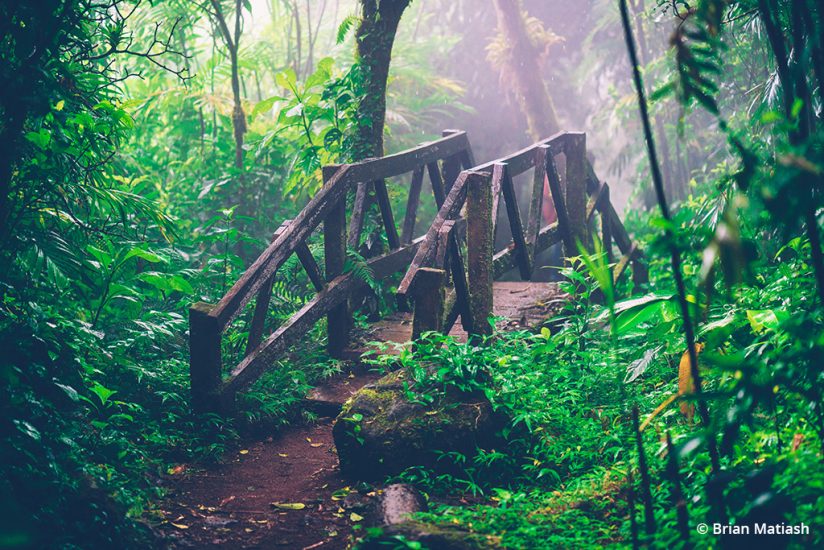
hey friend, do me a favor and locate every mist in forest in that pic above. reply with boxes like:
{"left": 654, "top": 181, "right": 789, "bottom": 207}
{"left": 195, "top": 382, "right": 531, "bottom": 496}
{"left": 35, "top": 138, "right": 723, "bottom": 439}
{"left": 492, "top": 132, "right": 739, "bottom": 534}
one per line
{"left": 2, "top": 1, "right": 822, "bottom": 548}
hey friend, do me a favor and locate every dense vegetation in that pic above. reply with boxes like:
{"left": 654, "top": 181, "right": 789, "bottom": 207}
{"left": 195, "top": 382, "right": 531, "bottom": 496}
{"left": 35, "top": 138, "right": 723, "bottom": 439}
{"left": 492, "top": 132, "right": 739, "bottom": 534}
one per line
{"left": 0, "top": 0, "right": 821, "bottom": 548}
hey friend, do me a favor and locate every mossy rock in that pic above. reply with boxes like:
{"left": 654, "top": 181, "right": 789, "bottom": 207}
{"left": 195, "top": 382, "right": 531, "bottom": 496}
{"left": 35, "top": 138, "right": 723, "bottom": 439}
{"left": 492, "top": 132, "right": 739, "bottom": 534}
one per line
{"left": 332, "top": 370, "right": 505, "bottom": 480}
{"left": 357, "top": 520, "right": 497, "bottom": 549}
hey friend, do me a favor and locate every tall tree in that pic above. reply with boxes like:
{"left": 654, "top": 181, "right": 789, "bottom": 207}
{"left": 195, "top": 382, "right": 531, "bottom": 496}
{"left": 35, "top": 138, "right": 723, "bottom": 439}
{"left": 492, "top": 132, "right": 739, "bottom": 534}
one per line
{"left": 489, "top": 0, "right": 560, "bottom": 141}
{"left": 208, "top": 0, "right": 246, "bottom": 169}
{"left": 351, "top": 0, "right": 413, "bottom": 160}
{"left": 489, "top": 0, "right": 561, "bottom": 232}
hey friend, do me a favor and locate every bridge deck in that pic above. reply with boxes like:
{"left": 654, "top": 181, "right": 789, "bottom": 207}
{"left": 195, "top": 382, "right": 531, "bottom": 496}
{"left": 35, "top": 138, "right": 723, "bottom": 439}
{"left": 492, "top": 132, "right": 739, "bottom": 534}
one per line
{"left": 351, "top": 282, "right": 567, "bottom": 352}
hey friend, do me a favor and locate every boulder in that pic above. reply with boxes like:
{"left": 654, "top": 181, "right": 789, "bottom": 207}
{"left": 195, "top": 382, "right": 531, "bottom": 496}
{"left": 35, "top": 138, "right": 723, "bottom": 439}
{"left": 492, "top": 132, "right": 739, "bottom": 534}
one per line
{"left": 374, "top": 483, "right": 427, "bottom": 525}
{"left": 357, "top": 520, "right": 497, "bottom": 549}
{"left": 332, "top": 370, "right": 504, "bottom": 480}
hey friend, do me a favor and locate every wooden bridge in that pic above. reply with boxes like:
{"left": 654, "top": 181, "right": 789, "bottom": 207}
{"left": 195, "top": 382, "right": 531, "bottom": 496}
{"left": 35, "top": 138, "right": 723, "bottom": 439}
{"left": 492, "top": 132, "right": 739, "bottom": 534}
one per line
{"left": 189, "top": 130, "right": 647, "bottom": 413}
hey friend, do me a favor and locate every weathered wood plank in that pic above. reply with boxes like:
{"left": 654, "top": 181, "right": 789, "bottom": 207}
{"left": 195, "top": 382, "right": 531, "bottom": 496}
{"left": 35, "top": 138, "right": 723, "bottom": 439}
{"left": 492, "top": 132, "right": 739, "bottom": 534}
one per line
{"left": 296, "top": 242, "right": 325, "bottom": 291}
{"left": 613, "top": 243, "right": 637, "bottom": 284}
{"left": 190, "top": 302, "right": 223, "bottom": 413}
{"left": 526, "top": 145, "right": 549, "bottom": 251}
{"left": 442, "top": 153, "right": 463, "bottom": 195}
{"left": 466, "top": 169, "right": 494, "bottom": 337}
{"left": 426, "top": 160, "right": 447, "bottom": 209}
{"left": 347, "top": 181, "right": 370, "bottom": 249}
{"left": 369, "top": 234, "right": 426, "bottom": 280}
{"left": 448, "top": 224, "right": 473, "bottom": 334}
{"left": 224, "top": 274, "right": 359, "bottom": 396}
{"left": 401, "top": 166, "right": 425, "bottom": 244}
{"left": 490, "top": 163, "right": 504, "bottom": 243}
{"left": 374, "top": 178, "right": 400, "bottom": 249}
{"left": 565, "top": 133, "right": 590, "bottom": 250}
{"left": 222, "top": 240, "right": 425, "bottom": 396}
{"left": 546, "top": 147, "right": 576, "bottom": 257}
{"left": 245, "top": 220, "right": 293, "bottom": 357}
{"left": 444, "top": 128, "right": 477, "bottom": 170}
{"left": 325, "top": 189, "right": 349, "bottom": 358}
{"left": 341, "top": 131, "right": 471, "bottom": 184}
{"left": 397, "top": 171, "right": 472, "bottom": 297}
{"left": 493, "top": 222, "right": 560, "bottom": 279}
{"left": 435, "top": 220, "right": 456, "bottom": 270}
{"left": 601, "top": 185, "right": 614, "bottom": 264}
{"left": 209, "top": 166, "right": 353, "bottom": 330}
{"left": 412, "top": 268, "right": 446, "bottom": 340}
{"left": 585, "top": 161, "right": 633, "bottom": 254}
{"left": 499, "top": 163, "right": 532, "bottom": 280}
{"left": 587, "top": 180, "right": 607, "bottom": 223}
{"left": 472, "top": 131, "right": 573, "bottom": 175}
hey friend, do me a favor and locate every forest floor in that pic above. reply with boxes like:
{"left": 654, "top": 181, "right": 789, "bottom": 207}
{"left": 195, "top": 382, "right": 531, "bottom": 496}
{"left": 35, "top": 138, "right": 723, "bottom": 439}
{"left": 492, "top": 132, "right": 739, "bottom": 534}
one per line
{"left": 155, "top": 282, "right": 566, "bottom": 549}
{"left": 156, "top": 372, "right": 379, "bottom": 550}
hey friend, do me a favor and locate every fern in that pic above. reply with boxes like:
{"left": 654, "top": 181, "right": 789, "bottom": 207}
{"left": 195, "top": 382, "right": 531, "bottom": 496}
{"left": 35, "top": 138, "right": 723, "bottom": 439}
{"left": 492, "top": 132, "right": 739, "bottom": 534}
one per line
{"left": 344, "top": 249, "right": 376, "bottom": 291}
{"left": 336, "top": 14, "right": 360, "bottom": 45}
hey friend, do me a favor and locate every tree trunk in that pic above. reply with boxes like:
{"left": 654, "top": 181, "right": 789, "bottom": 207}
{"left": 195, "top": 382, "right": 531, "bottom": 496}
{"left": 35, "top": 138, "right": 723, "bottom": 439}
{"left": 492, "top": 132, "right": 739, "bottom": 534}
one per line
{"left": 491, "top": 0, "right": 560, "bottom": 141}
{"left": 352, "top": 0, "right": 412, "bottom": 160}
{"left": 210, "top": 0, "right": 246, "bottom": 169}
{"left": 491, "top": 0, "right": 560, "bottom": 232}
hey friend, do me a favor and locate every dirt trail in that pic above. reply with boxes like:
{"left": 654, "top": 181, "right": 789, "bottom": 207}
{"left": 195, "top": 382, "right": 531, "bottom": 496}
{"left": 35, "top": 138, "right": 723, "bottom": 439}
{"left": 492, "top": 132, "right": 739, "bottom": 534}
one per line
{"left": 158, "top": 373, "right": 379, "bottom": 550}
{"left": 157, "top": 286, "right": 565, "bottom": 548}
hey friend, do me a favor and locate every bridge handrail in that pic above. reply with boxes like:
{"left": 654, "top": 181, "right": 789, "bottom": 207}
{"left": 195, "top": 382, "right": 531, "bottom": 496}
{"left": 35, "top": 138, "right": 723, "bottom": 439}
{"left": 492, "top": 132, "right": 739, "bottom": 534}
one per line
{"left": 397, "top": 132, "right": 648, "bottom": 339}
{"left": 189, "top": 130, "right": 476, "bottom": 412}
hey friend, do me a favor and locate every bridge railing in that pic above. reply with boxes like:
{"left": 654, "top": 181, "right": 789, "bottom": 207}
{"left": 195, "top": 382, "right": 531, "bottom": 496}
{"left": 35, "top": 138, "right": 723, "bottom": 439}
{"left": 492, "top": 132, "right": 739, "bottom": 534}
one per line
{"left": 189, "top": 130, "right": 476, "bottom": 413}
{"left": 398, "top": 132, "right": 647, "bottom": 339}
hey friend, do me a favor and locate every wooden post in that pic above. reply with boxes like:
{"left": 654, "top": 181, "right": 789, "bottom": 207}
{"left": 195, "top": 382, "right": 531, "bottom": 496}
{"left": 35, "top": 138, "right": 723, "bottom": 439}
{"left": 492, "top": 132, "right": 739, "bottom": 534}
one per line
{"left": 245, "top": 220, "right": 292, "bottom": 357}
{"left": 499, "top": 163, "right": 532, "bottom": 280}
{"left": 347, "top": 181, "right": 370, "bottom": 249}
{"left": 565, "top": 133, "right": 590, "bottom": 252}
{"left": 601, "top": 185, "right": 614, "bottom": 264}
{"left": 426, "top": 161, "right": 447, "bottom": 208}
{"left": 546, "top": 149, "right": 576, "bottom": 259}
{"left": 412, "top": 268, "right": 446, "bottom": 340}
{"left": 526, "top": 145, "right": 548, "bottom": 253}
{"left": 324, "top": 166, "right": 349, "bottom": 358}
{"left": 401, "top": 166, "right": 425, "bottom": 244}
{"left": 466, "top": 172, "right": 494, "bottom": 338}
{"left": 374, "top": 178, "right": 400, "bottom": 249}
{"left": 441, "top": 154, "right": 463, "bottom": 195}
{"left": 189, "top": 302, "right": 223, "bottom": 413}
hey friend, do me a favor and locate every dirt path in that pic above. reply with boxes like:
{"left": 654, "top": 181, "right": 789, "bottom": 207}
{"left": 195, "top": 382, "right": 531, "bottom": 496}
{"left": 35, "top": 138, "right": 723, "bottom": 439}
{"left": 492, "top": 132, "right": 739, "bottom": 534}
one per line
{"left": 156, "top": 284, "right": 565, "bottom": 548}
{"left": 158, "top": 374, "right": 379, "bottom": 550}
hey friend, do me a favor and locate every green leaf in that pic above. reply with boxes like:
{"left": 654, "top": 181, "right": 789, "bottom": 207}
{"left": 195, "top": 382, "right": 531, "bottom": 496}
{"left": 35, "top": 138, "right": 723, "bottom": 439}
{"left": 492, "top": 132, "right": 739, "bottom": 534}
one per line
{"left": 25, "top": 129, "right": 51, "bottom": 150}
{"left": 336, "top": 14, "right": 360, "bottom": 44}
{"left": 251, "top": 96, "right": 283, "bottom": 119}
{"left": 89, "top": 382, "right": 117, "bottom": 406}
{"left": 276, "top": 69, "right": 298, "bottom": 91}
{"left": 746, "top": 309, "right": 787, "bottom": 333}
{"left": 124, "top": 248, "right": 165, "bottom": 264}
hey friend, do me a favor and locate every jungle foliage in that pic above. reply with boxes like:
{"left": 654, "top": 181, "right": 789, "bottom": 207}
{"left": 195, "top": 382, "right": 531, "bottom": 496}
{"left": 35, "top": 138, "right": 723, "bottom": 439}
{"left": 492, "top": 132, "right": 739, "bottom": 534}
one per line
{"left": 0, "top": 0, "right": 822, "bottom": 549}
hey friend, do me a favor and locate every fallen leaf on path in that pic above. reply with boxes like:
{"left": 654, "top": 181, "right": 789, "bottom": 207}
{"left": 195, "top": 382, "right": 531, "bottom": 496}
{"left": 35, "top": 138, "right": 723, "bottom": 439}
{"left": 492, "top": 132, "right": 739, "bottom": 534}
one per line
{"left": 350, "top": 512, "right": 364, "bottom": 522}
{"left": 239, "top": 449, "right": 249, "bottom": 455}
{"left": 310, "top": 443, "right": 323, "bottom": 448}
{"left": 271, "top": 502, "right": 306, "bottom": 510}
{"left": 219, "top": 495, "right": 236, "bottom": 507}
{"left": 167, "top": 464, "right": 186, "bottom": 475}
{"left": 278, "top": 453, "right": 288, "bottom": 457}
{"left": 171, "top": 523, "right": 189, "bottom": 530}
